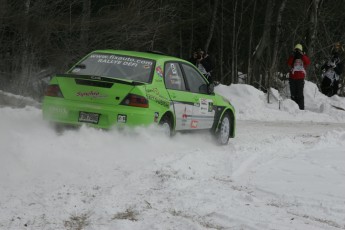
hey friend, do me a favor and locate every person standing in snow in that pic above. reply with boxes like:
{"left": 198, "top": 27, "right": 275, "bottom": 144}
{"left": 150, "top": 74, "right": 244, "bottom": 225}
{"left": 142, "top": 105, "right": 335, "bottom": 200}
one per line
{"left": 189, "top": 48, "right": 214, "bottom": 83}
{"left": 287, "top": 44, "right": 311, "bottom": 110}
{"left": 320, "top": 42, "right": 344, "bottom": 97}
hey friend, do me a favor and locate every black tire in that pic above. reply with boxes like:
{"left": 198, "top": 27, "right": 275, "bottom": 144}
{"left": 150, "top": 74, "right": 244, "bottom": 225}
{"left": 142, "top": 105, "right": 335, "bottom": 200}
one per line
{"left": 51, "top": 123, "right": 65, "bottom": 134}
{"left": 215, "top": 112, "right": 231, "bottom": 145}
{"left": 51, "top": 123, "right": 79, "bottom": 134}
{"left": 159, "top": 115, "right": 173, "bottom": 137}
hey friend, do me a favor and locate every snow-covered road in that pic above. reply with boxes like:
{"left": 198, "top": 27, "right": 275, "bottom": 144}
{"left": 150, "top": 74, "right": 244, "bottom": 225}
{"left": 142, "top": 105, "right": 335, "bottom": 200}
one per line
{"left": 1, "top": 104, "right": 344, "bottom": 230}
{"left": 230, "top": 120, "right": 345, "bottom": 229}
{"left": 1, "top": 81, "right": 345, "bottom": 230}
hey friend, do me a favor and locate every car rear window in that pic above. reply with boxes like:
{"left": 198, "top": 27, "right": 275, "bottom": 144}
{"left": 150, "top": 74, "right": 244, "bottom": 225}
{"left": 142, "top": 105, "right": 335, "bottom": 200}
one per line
{"left": 69, "top": 53, "right": 154, "bottom": 83}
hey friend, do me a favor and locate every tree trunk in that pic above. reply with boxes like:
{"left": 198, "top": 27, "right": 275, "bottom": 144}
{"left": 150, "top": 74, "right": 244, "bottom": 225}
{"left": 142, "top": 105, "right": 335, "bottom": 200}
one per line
{"left": 219, "top": 0, "right": 224, "bottom": 83}
{"left": 80, "top": 0, "right": 91, "bottom": 50}
{"left": 269, "top": 0, "right": 288, "bottom": 87}
{"left": 19, "top": 0, "right": 31, "bottom": 94}
{"left": 252, "top": 0, "right": 274, "bottom": 89}
{"left": 204, "top": 0, "right": 219, "bottom": 53}
{"left": 307, "top": 0, "right": 320, "bottom": 82}
{"left": 189, "top": 0, "right": 194, "bottom": 57}
{"left": 0, "top": 0, "right": 7, "bottom": 25}
{"left": 151, "top": 0, "right": 163, "bottom": 50}
{"left": 231, "top": 0, "right": 238, "bottom": 84}
{"left": 234, "top": 0, "right": 245, "bottom": 84}
{"left": 247, "top": 0, "right": 257, "bottom": 85}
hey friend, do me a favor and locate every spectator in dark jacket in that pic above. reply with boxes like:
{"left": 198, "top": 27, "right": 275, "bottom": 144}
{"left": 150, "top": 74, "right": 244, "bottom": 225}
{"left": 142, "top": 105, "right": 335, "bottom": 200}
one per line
{"left": 189, "top": 48, "right": 214, "bottom": 83}
{"left": 287, "top": 44, "right": 311, "bottom": 110}
{"left": 320, "top": 42, "right": 344, "bottom": 97}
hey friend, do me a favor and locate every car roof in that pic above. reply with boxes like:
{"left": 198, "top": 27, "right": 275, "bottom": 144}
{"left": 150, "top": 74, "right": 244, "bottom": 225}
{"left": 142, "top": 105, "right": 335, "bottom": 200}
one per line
{"left": 93, "top": 50, "right": 188, "bottom": 63}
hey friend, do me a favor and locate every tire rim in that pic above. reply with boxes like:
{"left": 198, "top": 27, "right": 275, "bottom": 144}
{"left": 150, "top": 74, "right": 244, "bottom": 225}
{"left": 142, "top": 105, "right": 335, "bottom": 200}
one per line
{"left": 220, "top": 116, "right": 230, "bottom": 144}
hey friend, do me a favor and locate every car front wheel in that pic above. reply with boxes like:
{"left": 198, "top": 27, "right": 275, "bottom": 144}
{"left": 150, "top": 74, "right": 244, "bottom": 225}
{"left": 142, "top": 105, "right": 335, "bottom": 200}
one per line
{"left": 215, "top": 113, "right": 231, "bottom": 145}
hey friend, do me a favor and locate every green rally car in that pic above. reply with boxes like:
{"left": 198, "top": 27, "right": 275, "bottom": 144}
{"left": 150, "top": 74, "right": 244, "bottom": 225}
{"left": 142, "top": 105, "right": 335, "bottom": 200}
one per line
{"left": 42, "top": 50, "right": 235, "bottom": 145}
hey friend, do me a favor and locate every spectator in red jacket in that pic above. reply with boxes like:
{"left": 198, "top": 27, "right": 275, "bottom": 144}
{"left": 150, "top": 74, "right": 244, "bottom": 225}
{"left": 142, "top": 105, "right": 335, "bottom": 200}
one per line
{"left": 287, "top": 44, "right": 311, "bottom": 110}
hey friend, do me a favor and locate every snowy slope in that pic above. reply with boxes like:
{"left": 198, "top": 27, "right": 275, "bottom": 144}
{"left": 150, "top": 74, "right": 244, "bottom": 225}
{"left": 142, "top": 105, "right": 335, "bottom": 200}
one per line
{"left": 0, "top": 81, "right": 345, "bottom": 230}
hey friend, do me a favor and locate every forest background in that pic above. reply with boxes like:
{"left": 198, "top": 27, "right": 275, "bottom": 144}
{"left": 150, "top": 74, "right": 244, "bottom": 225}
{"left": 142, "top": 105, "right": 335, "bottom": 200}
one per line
{"left": 1, "top": 0, "right": 345, "bottom": 99}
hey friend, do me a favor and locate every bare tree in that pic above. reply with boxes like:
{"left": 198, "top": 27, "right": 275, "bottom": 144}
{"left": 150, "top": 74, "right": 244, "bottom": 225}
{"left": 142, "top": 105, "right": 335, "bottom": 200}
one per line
{"left": 219, "top": 0, "right": 224, "bottom": 82}
{"left": 269, "top": 0, "right": 288, "bottom": 87}
{"left": 306, "top": 0, "right": 321, "bottom": 82}
{"left": 204, "top": 0, "right": 219, "bottom": 53}
{"left": 246, "top": 0, "right": 257, "bottom": 85}
{"left": 231, "top": 0, "right": 238, "bottom": 84}
{"left": 252, "top": 0, "right": 274, "bottom": 90}
{"left": 80, "top": 0, "right": 91, "bottom": 50}
{"left": 18, "top": 0, "right": 33, "bottom": 95}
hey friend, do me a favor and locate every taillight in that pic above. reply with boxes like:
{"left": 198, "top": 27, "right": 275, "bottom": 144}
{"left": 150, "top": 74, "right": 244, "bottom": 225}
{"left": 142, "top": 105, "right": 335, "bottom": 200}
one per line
{"left": 44, "top": 84, "right": 64, "bottom": 98}
{"left": 120, "top": 94, "right": 149, "bottom": 108}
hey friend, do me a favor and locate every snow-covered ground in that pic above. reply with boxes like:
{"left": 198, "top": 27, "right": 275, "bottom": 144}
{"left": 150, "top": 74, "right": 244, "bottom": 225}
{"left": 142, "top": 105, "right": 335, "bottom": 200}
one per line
{"left": 1, "top": 81, "right": 345, "bottom": 230}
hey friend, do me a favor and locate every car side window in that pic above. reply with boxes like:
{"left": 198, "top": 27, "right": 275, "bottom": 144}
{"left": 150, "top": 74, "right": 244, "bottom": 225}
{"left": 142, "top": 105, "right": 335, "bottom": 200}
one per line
{"left": 164, "top": 62, "right": 186, "bottom": 91}
{"left": 182, "top": 64, "right": 208, "bottom": 94}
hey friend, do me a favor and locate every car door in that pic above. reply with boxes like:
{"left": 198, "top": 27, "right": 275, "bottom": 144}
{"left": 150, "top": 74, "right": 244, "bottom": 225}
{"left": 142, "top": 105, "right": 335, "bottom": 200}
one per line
{"left": 164, "top": 62, "right": 194, "bottom": 130}
{"left": 180, "top": 63, "right": 215, "bottom": 130}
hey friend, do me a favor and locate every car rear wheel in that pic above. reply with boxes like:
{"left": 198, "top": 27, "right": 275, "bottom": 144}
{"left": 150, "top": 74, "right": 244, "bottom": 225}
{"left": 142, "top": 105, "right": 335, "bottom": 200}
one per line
{"left": 159, "top": 115, "right": 173, "bottom": 137}
{"left": 215, "top": 112, "right": 231, "bottom": 145}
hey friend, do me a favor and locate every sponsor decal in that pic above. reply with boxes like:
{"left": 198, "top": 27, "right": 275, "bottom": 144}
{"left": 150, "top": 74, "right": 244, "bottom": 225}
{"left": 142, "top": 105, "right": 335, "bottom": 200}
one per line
{"left": 191, "top": 120, "right": 198, "bottom": 128}
{"left": 146, "top": 94, "right": 170, "bottom": 108}
{"left": 48, "top": 106, "right": 68, "bottom": 116}
{"left": 117, "top": 114, "right": 127, "bottom": 123}
{"left": 208, "top": 102, "right": 214, "bottom": 112}
{"left": 199, "top": 98, "right": 213, "bottom": 114}
{"left": 89, "top": 54, "right": 153, "bottom": 68}
{"left": 181, "top": 107, "right": 188, "bottom": 126}
{"left": 200, "top": 107, "right": 208, "bottom": 113}
{"left": 182, "top": 107, "right": 188, "bottom": 120}
{"left": 98, "top": 59, "right": 123, "bottom": 65}
{"left": 156, "top": 66, "right": 163, "bottom": 78}
{"left": 146, "top": 88, "right": 160, "bottom": 95}
{"left": 200, "top": 98, "right": 208, "bottom": 105}
{"left": 154, "top": 112, "right": 159, "bottom": 122}
{"left": 76, "top": 91, "right": 107, "bottom": 98}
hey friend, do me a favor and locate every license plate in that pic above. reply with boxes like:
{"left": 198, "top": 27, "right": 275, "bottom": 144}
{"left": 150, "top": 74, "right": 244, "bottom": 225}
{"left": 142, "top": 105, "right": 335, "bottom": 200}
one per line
{"left": 78, "top": 112, "right": 100, "bottom": 124}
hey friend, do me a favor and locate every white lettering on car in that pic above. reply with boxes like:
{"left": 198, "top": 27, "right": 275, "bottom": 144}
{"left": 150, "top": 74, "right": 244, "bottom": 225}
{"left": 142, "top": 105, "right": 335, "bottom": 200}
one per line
{"left": 122, "top": 61, "right": 138, "bottom": 67}
{"left": 91, "top": 54, "right": 153, "bottom": 67}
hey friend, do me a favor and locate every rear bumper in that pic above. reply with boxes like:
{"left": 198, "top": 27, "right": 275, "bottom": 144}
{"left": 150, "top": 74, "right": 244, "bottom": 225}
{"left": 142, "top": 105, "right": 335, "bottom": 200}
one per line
{"left": 42, "top": 97, "right": 156, "bottom": 128}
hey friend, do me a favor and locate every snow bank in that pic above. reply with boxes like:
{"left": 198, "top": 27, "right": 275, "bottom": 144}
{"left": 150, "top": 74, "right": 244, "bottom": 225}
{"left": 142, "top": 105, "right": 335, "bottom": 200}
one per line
{"left": 216, "top": 81, "right": 345, "bottom": 123}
